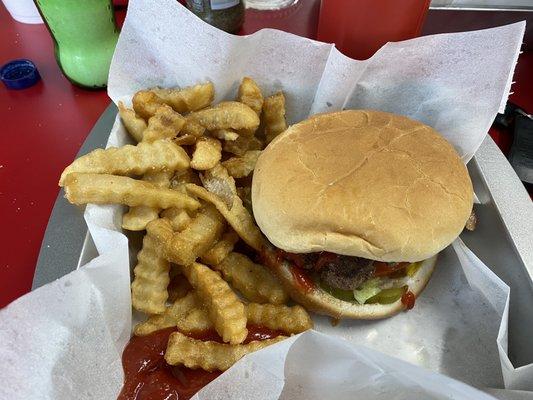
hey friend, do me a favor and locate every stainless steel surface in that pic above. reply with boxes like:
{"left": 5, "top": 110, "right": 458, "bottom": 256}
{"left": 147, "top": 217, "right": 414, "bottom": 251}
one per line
{"left": 31, "top": 103, "right": 117, "bottom": 290}
{"left": 486, "top": 388, "right": 533, "bottom": 400}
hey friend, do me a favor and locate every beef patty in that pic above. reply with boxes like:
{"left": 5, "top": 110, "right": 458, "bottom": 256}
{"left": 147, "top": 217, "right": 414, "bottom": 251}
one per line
{"left": 319, "top": 256, "right": 375, "bottom": 291}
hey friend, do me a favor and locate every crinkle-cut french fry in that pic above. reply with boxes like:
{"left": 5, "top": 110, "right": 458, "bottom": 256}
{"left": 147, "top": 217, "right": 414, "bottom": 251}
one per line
{"left": 147, "top": 205, "right": 225, "bottom": 266}
{"left": 134, "top": 292, "right": 211, "bottom": 336}
{"left": 165, "top": 331, "right": 285, "bottom": 371}
{"left": 173, "top": 134, "right": 197, "bottom": 146}
{"left": 144, "top": 170, "right": 175, "bottom": 187}
{"left": 188, "top": 102, "right": 260, "bottom": 134}
{"left": 246, "top": 303, "right": 312, "bottom": 334}
{"left": 223, "top": 134, "right": 263, "bottom": 156}
{"left": 59, "top": 140, "right": 189, "bottom": 186}
{"left": 221, "top": 150, "right": 261, "bottom": 178}
{"left": 167, "top": 273, "right": 193, "bottom": 303}
{"left": 142, "top": 104, "right": 186, "bottom": 143}
{"left": 151, "top": 82, "right": 214, "bottom": 113}
{"left": 236, "top": 186, "right": 252, "bottom": 214}
{"left": 122, "top": 171, "right": 173, "bottom": 231}
{"left": 190, "top": 138, "right": 222, "bottom": 171}
{"left": 263, "top": 92, "right": 288, "bottom": 143}
{"left": 134, "top": 298, "right": 310, "bottom": 337}
{"left": 146, "top": 218, "right": 175, "bottom": 255}
{"left": 171, "top": 168, "right": 201, "bottom": 187}
{"left": 179, "top": 307, "right": 213, "bottom": 332}
{"left": 216, "top": 252, "right": 288, "bottom": 304}
{"left": 122, "top": 206, "right": 160, "bottom": 231}
{"left": 131, "top": 233, "right": 170, "bottom": 314}
{"left": 133, "top": 90, "right": 165, "bottom": 120}
{"left": 182, "top": 262, "right": 247, "bottom": 344}
{"left": 199, "top": 164, "right": 238, "bottom": 210}
{"left": 182, "top": 120, "right": 206, "bottom": 137}
{"left": 211, "top": 129, "right": 238, "bottom": 141}
{"left": 161, "top": 208, "right": 192, "bottom": 231}
{"left": 186, "top": 184, "right": 264, "bottom": 251}
{"left": 64, "top": 173, "right": 201, "bottom": 210}
{"left": 200, "top": 230, "right": 239, "bottom": 266}
{"left": 118, "top": 101, "right": 146, "bottom": 143}
{"left": 237, "top": 77, "right": 263, "bottom": 116}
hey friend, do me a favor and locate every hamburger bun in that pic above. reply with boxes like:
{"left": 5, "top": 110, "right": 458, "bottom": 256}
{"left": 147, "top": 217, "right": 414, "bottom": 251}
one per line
{"left": 252, "top": 110, "right": 473, "bottom": 263}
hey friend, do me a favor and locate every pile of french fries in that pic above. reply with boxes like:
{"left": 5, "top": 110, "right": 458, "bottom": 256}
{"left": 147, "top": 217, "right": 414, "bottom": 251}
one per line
{"left": 59, "top": 78, "right": 312, "bottom": 371}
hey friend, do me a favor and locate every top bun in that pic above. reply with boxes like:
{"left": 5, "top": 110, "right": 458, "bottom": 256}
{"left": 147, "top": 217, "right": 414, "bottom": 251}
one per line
{"left": 252, "top": 110, "right": 473, "bottom": 262}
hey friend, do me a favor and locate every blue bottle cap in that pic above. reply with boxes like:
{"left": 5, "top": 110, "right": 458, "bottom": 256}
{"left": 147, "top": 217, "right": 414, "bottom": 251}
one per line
{"left": 0, "top": 59, "right": 41, "bottom": 90}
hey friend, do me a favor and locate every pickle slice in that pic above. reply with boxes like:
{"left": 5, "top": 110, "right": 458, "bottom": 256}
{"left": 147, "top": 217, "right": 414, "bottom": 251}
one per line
{"left": 319, "top": 280, "right": 355, "bottom": 302}
{"left": 366, "top": 286, "right": 407, "bottom": 304}
{"left": 406, "top": 262, "right": 422, "bottom": 277}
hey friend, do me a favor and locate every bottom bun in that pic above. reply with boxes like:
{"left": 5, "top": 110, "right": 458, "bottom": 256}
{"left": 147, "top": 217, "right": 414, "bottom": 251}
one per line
{"left": 274, "top": 255, "right": 438, "bottom": 320}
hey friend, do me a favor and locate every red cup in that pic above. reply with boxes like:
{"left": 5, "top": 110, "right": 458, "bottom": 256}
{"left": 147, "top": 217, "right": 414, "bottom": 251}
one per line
{"left": 317, "top": 0, "right": 430, "bottom": 60}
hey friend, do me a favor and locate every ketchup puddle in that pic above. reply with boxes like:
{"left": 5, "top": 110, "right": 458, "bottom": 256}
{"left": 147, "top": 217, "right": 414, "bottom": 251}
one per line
{"left": 118, "top": 325, "right": 282, "bottom": 400}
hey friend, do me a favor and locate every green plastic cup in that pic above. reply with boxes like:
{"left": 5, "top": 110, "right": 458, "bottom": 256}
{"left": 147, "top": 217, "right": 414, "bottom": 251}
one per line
{"left": 34, "top": 0, "right": 119, "bottom": 88}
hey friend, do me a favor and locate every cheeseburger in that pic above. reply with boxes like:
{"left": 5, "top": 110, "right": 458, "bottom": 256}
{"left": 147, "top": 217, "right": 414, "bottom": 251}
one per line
{"left": 252, "top": 110, "right": 473, "bottom": 319}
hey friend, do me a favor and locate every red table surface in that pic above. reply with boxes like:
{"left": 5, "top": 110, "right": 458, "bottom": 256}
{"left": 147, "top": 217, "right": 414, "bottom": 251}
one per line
{"left": 1, "top": 3, "right": 532, "bottom": 309}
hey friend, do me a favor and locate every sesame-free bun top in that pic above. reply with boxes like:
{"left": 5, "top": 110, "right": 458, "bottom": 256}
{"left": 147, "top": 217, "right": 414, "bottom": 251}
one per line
{"left": 252, "top": 110, "right": 473, "bottom": 262}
